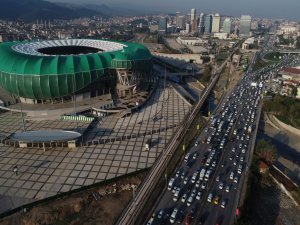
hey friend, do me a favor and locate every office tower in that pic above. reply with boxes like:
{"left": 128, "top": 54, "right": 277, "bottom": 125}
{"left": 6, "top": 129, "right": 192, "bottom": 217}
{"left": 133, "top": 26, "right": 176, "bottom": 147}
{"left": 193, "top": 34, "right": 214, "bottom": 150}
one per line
{"left": 176, "top": 11, "right": 180, "bottom": 26}
{"left": 158, "top": 17, "right": 167, "bottom": 33}
{"left": 211, "top": 13, "right": 220, "bottom": 33}
{"left": 240, "top": 15, "right": 252, "bottom": 36}
{"left": 191, "top": 8, "right": 196, "bottom": 23}
{"left": 178, "top": 16, "right": 186, "bottom": 29}
{"left": 198, "top": 13, "right": 205, "bottom": 35}
{"left": 204, "top": 14, "right": 212, "bottom": 34}
{"left": 223, "top": 18, "right": 232, "bottom": 34}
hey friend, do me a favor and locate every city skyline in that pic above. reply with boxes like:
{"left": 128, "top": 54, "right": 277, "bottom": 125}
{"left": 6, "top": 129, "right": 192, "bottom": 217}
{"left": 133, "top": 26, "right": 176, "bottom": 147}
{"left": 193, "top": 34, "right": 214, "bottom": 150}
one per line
{"left": 50, "top": 0, "right": 300, "bottom": 21}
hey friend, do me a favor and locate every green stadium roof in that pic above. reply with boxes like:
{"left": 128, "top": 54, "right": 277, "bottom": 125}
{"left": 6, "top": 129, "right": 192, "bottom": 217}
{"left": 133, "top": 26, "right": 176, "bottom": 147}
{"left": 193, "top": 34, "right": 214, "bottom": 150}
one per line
{"left": 0, "top": 39, "right": 152, "bottom": 100}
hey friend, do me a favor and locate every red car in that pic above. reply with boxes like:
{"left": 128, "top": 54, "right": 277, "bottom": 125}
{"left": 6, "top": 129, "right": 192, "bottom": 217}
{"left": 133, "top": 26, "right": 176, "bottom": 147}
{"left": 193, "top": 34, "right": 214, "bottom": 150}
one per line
{"left": 185, "top": 213, "right": 191, "bottom": 225}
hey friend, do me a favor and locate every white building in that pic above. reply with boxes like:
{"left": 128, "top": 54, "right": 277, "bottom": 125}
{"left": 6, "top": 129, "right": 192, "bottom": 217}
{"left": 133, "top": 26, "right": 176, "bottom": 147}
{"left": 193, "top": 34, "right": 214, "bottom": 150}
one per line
{"left": 214, "top": 33, "right": 228, "bottom": 39}
{"left": 177, "top": 37, "right": 205, "bottom": 46}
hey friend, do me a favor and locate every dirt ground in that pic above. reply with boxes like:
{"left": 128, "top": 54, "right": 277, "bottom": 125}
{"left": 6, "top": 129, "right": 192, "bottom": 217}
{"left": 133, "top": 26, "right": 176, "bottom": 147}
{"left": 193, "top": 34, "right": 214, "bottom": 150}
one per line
{"left": 0, "top": 172, "right": 147, "bottom": 225}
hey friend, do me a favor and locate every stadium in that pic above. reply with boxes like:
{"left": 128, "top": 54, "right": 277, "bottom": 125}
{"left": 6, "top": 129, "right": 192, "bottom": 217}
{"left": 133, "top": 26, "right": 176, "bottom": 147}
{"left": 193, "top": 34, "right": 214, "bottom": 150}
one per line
{"left": 0, "top": 39, "right": 153, "bottom": 105}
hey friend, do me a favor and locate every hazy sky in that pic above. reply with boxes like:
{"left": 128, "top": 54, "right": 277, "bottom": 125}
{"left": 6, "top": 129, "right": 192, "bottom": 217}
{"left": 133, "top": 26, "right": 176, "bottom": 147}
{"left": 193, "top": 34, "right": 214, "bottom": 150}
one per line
{"left": 50, "top": 0, "right": 300, "bottom": 21}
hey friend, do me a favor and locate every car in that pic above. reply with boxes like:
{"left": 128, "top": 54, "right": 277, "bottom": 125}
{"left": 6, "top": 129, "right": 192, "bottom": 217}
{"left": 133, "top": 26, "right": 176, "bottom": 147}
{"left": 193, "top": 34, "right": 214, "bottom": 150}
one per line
{"left": 170, "top": 208, "right": 178, "bottom": 224}
{"left": 212, "top": 161, "right": 216, "bottom": 167}
{"left": 207, "top": 193, "right": 213, "bottom": 202}
{"left": 157, "top": 209, "right": 164, "bottom": 220}
{"left": 177, "top": 210, "right": 185, "bottom": 224}
{"left": 239, "top": 144, "right": 242, "bottom": 149}
{"left": 220, "top": 199, "right": 226, "bottom": 208}
{"left": 196, "top": 191, "right": 202, "bottom": 200}
{"left": 229, "top": 155, "right": 233, "bottom": 161}
{"left": 234, "top": 176, "right": 239, "bottom": 183}
{"left": 196, "top": 179, "right": 201, "bottom": 188}
{"left": 238, "top": 165, "right": 243, "bottom": 174}
{"left": 240, "top": 157, "right": 244, "bottom": 162}
{"left": 216, "top": 175, "right": 220, "bottom": 182}
{"left": 193, "top": 152, "right": 198, "bottom": 159}
{"left": 195, "top": 140, "right": 200, "bottom": 146}
{"left": 175, "top": 170, "right": 181, "bottom": 177}
{"left": 242, "top": 148, "right": 246, "bottom": 154}
{"left": 219, "top": 182, "right": 224, "bottom": 190}
{"left": 213, "top": 196, "right": 219, "bottom": 205}
{"left": 181, "top": 193, "right": 188, "bottom": 203}
{"left": 225, "top": 185, "right": 230, "bottom": 192}
{"left": 233, "top": 160, "right": 237, "bottom": 166}
{"left": 184, "top": 153, "right": 191, "bottom": 162}
{"left": 172, "top": 186, "right": 180, "bottom": 194}
{"left": 191, "top": 188, "right": 197, "bottom": 197}
{"left": 201, "top": 182, "right": 206, "bottom": 190}
{"left": 184, "top": 177, "right": 189, "bottom": 184}
{"left": 185, "top": 213, "right": 192, "bottom": 225}
{"left": 147, "top": 213, "right": 155, "bottom": 225}
{"left": 187, "top": 196, "right": 194, "bottom": 207}
{"left": 230, "top": 172, "right": 234, "bottom": 180}
{"left": 232, "top": 147, "right": 236, "bottom": 152}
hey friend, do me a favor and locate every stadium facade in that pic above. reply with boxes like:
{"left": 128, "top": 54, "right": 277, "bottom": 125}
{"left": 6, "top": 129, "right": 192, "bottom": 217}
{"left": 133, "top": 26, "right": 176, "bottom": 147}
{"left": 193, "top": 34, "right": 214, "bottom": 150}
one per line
{"left": 0, "top": 39, "right": 153, "bottom": 104}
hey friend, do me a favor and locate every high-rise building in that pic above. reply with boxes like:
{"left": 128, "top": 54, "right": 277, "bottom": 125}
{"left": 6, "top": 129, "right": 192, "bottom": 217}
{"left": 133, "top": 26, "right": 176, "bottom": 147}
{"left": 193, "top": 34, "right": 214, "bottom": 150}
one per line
{"left": 177, "top": 16, "right": 186, "bottom": 29}
{"left": 191, "top": 8, "right": 196, "bottom": 23}
{"left": 204, "top": 14, "right": 212, "bottom": 34}
{"left": 211, "top": 13, "right": 220, "bottom": 33}
{"left": 240, "top": 15, "right": 252, "bottom": 36}
{"left": 191, "top": 19, "right": 198, "bottom": 33}
{"left": 176, "top": 11, "right": 180, "bottom": 27}
{"left": 223, "top": 18, "right": 232, "bottom": 34}
{"left": 186, "top": 13, "right": 191, "bottom": 24}
{"left": 198, "top": 13, "right": 205, "bottom": 35}
{"left": 158, "top": 17, "right": 167, "bottom": 33}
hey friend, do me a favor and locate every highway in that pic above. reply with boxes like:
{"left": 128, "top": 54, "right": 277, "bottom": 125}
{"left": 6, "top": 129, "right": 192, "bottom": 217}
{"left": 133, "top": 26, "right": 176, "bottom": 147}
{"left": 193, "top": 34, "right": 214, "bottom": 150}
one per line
{"left": 144, "top": 38, "right": 299, "bottom": 224}
{"left": 115, "top": 61, "right": 225, "bottom": 225}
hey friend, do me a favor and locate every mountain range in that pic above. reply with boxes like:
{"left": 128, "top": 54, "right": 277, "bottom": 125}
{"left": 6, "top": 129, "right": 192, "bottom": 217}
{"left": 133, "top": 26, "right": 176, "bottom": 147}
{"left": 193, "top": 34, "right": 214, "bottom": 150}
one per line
{"left": 0, "top": 0, "right": 101, "bottom": 21}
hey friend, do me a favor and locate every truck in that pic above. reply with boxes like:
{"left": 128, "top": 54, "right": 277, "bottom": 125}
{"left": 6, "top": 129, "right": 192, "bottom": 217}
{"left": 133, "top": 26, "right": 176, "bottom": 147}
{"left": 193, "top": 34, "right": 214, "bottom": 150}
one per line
{"left": 199, "top": 168, "right": 206, "bottom": 180}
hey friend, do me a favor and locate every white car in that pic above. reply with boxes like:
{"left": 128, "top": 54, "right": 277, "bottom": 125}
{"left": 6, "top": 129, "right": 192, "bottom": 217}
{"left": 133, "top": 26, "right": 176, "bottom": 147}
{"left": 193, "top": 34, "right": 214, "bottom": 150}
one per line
{"left": 219, "top": 182, "right": 224, "bottom": 190}
{"left": 187, "top": 196, "right": 194, "bottom": 207}
{"left": 225, "top": 185, "right": 230, "bottom": 192}
{"left": 181, "top": 193, "right": 187, "bottom": 203}
{"left": 184, "top": 177, "right": 189, "bottom": 184}
{"left": 196, "top": 191, "right": 202, "bottom": 200}
{"left": 221, "top": 200, "right": 226, "bottom": 208}
{"left": 234, "top": 176, "right": 239, "bottom": 183}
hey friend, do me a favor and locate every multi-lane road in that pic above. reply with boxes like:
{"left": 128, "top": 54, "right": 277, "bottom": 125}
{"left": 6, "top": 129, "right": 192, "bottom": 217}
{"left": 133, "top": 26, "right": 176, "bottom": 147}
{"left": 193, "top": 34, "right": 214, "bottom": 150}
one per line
{"left": 145, "top": 51, "right": 299, "bottom": 225}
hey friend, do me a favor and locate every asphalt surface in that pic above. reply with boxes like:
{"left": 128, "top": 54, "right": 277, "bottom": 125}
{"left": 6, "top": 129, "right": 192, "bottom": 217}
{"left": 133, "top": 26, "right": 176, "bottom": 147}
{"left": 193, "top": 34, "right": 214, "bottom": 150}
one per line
{"left": 146, "top": 40, "right": 300, "bottom": 225}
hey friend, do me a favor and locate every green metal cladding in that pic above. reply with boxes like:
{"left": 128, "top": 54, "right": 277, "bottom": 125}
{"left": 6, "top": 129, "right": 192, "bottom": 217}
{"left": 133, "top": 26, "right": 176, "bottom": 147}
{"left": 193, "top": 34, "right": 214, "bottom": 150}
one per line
{"left": 0, "top": 40, "right": 153, "bottom": 100}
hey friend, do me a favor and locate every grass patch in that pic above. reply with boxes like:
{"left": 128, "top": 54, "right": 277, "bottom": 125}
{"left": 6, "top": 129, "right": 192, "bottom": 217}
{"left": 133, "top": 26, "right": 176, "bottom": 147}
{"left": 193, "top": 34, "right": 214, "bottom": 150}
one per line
{"left": 276, "top": 114, "right": 293, "bottom": 126}
{"left": 264, "top": 52, "right": 284, "bottom": 62}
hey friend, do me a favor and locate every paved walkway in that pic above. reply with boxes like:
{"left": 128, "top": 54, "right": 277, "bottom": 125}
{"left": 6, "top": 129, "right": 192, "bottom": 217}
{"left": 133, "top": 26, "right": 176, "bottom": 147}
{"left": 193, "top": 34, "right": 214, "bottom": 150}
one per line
{"left": 0, "top": 83, "right": 191, "bottom": 213}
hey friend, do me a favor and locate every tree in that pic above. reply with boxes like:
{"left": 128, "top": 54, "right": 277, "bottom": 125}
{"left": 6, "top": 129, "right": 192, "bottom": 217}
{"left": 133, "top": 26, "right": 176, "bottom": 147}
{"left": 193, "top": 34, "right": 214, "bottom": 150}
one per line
{"left": 255, "top": 140, "right": 277, "bottom": 165}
